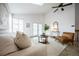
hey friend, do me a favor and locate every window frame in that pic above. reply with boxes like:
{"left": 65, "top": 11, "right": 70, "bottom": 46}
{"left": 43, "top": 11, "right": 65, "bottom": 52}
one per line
{"left": 12, "top": 18, "right": 23, "bottom": 33}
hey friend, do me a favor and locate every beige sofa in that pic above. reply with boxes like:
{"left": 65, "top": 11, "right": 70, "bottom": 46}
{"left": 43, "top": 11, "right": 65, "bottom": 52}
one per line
{"left": 0, "top": 35, "right": 47, "bottom": 56}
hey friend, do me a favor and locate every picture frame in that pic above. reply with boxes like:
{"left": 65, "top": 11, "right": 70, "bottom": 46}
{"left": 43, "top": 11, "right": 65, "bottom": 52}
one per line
{"left": 26, "top": 23, "right": 30, "bottom": 28}
{"left": 0, "top": 4, "right": 8, "bottom": 30}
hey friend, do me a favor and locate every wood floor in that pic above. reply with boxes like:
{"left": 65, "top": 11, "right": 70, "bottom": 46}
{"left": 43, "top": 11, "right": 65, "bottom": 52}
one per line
{"left": 59, "top": 42, "right": 79, "bottom": 56}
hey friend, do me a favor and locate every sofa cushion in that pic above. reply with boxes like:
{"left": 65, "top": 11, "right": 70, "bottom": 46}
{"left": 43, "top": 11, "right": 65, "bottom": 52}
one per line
{"left": 14, "top": 32, "right": 31, "bottom": 49}
{"left": 0, "top": 36, "right": 18, "bottom": 56}
{"left": 7, "top": 44, "right": 46, "bottom": 56}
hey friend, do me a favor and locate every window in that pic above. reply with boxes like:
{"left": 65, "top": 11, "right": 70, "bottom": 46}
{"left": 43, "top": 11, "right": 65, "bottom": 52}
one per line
{"left": 38, "top": 24, "right": 43, "bottom": 36}
{"left": 12, "top": 18, "right": 23, "bottom": 33}
{"left": 32, "top": 23, "right": 43, "bottom": 43}
{"left": 33, "top": 23, "right": 38, "bottom": 36}
{"left": 9, "top": 14, "right": 12, "bottom": 32}
{"left": 33, "top": 23, "right": 43, "bottom": 36}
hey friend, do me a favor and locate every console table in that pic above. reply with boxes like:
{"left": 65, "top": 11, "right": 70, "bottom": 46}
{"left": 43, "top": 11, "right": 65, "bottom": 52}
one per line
{"left": 51, "top": 31, "right": 60, "bottom": 36}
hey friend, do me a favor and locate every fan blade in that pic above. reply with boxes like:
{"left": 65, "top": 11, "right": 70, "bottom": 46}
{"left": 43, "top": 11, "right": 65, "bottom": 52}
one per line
{"left": 53, "top": 8, "right": 58, "bottom": 13}
{"left": 58, "top": 3, "right": 63, "bottom": 7}
{"left": 52, "top": 3, "right": 63, "bottom": 8}
{"left": 63, "top": 3, "right": 72, "bottom": 7}
{"left": 52, "top": 6, "right": 58, "bottom": 8}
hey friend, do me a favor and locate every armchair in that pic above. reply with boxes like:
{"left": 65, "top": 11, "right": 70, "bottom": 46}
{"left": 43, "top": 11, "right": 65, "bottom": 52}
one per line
{"left": 55, "top": 32, "right": 74, "bottom": 44}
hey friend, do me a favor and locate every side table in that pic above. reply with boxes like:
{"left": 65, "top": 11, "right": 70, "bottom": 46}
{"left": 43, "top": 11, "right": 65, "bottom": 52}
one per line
{"left": 39, "top": 34, "right": 48, "bottom": 44}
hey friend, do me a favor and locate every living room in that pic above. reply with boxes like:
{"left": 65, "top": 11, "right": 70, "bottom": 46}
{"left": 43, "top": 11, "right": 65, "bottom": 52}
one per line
{"left": 0, "top": 3, "right": 79, "bottom": 56}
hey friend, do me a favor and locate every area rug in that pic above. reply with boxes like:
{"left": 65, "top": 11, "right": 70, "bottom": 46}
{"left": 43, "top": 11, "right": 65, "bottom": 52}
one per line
{"left": 32, "top": 37, "right": 67, "bottom": 56}
{"left": 46, "top": 38, "right": 67, "bottom": 56}
{"left": 59, "top": 44, "right": 79, "bottom": 56}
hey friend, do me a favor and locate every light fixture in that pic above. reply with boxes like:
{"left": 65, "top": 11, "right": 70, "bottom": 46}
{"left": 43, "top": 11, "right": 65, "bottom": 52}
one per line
{"left": 32, "top": 3, "right": 44, "bottom": 6}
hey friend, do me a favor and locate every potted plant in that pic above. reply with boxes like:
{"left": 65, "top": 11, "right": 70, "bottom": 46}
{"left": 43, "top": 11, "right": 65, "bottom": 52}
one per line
{"left": 44, "top": 24, "right": 49, "bottom": 34}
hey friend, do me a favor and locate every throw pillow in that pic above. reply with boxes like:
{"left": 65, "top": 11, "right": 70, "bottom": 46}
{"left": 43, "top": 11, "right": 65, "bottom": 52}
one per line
{"left": 14, "top": 32, "right": 31, "bottom": 49}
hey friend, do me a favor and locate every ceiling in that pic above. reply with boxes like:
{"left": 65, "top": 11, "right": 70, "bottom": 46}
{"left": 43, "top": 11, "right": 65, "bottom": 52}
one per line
{"left": 8, "top": 3, "right": 58, "bottom": 14}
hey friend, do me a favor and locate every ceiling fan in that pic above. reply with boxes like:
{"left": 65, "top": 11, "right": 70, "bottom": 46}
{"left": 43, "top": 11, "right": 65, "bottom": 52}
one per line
{"left": 52, "top": 3, "right": 72, "bottom": 13}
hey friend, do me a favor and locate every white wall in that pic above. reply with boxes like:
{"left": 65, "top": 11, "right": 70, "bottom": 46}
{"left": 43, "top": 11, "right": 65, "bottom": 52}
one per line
{"left": 45, "top": 4, "right": 75, "bottom": 35}
{"left": 12, "top": 4, "right": 75, "bottom": 36}
{"left": 0, "top": 3, "right": 75, "bottom": 36}
{"left": 12, "top": 14, "right": 45, "bottom": 36}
